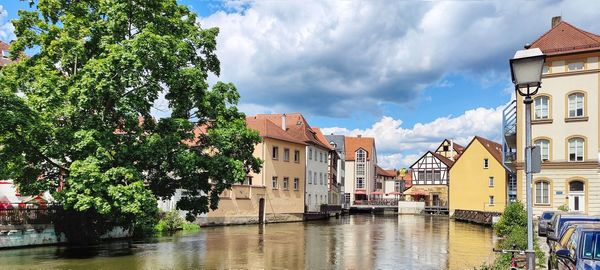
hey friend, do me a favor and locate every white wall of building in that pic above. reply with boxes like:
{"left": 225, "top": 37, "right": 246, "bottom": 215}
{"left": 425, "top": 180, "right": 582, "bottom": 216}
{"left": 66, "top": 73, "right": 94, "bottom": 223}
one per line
{"left": 305, "top": 144, "right": 330, "bottom": 212}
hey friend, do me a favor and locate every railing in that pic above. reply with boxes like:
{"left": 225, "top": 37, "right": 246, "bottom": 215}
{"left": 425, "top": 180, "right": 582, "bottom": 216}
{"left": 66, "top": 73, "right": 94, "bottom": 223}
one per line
{"left": 354, "top": 199, "right": 400, "bottom": 206}
{"left": 0, "top": 208, "right": 55, "bottom": 226}
{"left": 502, "top": 100, "right": 517, "bottom": 137}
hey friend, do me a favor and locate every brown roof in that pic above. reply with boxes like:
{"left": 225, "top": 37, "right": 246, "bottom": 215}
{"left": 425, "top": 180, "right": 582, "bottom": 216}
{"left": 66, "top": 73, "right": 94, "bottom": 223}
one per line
{"left": 452, "top": 136, "right": 503, "bottom": 166}
{"left": 530, "top": 21, "right": 600, "bottom": 56}
{"left": 431, "top": 152, "right": 455, "bottom": 167}
{"left": 344, "top": 136, "right": 376, "bottom": 161}
{"left": 0, "top": 41, "right": 14, "bottom": 67}
{"left": 251, "top": 113, "right": 330, "bottom": 149}
{"left": 246, "top": 117, "right": 307, "bottom": 146}
{"left": 312, "top": 127, "right": 333, "bottom": 150}
{"left": 376, "top": 165, "right": 396, "bottom": 177}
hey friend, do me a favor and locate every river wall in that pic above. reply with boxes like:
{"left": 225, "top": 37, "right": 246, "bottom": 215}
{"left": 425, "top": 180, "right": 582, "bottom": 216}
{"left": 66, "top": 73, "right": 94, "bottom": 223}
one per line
{"left": 452, "top": 209, "right": 501, "bottom": 225}
{"left": 0, "top": 225, "right": 131, "bottom": 249}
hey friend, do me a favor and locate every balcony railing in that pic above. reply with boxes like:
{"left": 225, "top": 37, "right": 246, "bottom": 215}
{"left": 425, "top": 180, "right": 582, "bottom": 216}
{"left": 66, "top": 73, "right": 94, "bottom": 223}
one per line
{"left": 502, "top": 100, "right": 518, "bottom": 172}
{"left": 0, "top": 208, "right": 56, "bottom": 226}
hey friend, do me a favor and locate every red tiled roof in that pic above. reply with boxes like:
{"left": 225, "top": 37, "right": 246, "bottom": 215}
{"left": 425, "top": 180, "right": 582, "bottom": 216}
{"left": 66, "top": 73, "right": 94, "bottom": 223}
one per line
{"left": 453, "top": 136, "right": 503, "bottom": 166}
{"left": 431, "top": 152, "right": 455, "bottom": 167}
{"left": 251, "top": 113, "right": 330, "bottom": 149}
{"left": 344, "top": 136, "right": 376, "bottom": 161}
{"left": 246, "top": 117, "right": 307, "bottom": 146}
{"left": 376, "top": 165, "right": 396, "bottom": 177}
{"left": 530, "top": 21, "right": 600, "bottom": 56}
{"left": 312, "top": 127, "right": 333, "bottom": 150}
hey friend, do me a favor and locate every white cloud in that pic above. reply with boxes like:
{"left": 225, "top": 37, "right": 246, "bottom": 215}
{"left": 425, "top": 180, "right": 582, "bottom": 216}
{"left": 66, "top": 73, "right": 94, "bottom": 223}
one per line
{"left": 0, "top": 5, "right": 15, "bottom": 42}
{"left": 322, "top": 105, "right": 506, "bottom": 169}
{"left": 200, "top": 0, "right": 600, "bottom": 117}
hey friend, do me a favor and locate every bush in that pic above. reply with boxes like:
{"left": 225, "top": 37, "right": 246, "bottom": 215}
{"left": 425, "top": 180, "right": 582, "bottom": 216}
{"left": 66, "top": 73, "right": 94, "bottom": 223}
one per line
{"left": 493, "top": 201, "right": 527, "bottom": 237}
{"left": 155, "top": 210, "right": 184, "bottom": 232}
{"left": 182, "top": 223, "right": 200, "bottom": 231}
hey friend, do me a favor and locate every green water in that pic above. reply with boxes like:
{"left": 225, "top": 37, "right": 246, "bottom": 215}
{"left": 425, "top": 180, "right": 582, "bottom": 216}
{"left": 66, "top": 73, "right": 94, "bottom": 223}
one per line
{"left": 1, "top": 215, "right": 496, "bottom": 270}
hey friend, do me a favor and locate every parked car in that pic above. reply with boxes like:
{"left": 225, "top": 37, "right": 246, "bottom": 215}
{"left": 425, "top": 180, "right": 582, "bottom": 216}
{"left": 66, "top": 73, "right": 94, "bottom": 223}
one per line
{"left": 548, "top": 223, "right": 600, "bottom": 270}
{"left": 548, "top": 220, "right": 600, "bottom": 257}
{"left": 547, "top": 214, "right": 600, "bottom": 247}
{"left": 539, "top": 211, "right": 559, "bottom": 237}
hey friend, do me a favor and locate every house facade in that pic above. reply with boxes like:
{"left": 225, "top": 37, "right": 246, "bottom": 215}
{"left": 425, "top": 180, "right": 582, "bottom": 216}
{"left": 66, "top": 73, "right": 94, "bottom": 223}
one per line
{"left": 313, "top": 128, "right": 343, "bottom": 207}
{"left": 200, "top": 117, "right": 307, "bottom": 225}
{"left": 449, "top": 136, "right": 508, "bottom": 215}
{"left": 324, "top": 134, "right": 347, "bottom": 207}
{"left": 252, "top": 113, "right": 331, "bottom": 213}
{"left": 343, "top": 135, "right": 377, "bottom": 205}
{"left": 503, "top": 17, "right": 600, "bottom": 216}
{"left": 406, "top": 140, "right": 463, "bottom": 207}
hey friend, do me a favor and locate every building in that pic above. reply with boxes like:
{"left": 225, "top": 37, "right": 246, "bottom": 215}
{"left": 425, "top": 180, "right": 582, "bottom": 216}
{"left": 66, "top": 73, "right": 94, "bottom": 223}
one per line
{"left": 200, "top": 116, "right": 307, "bottom": 225}
{"left": 252, "top": 113, "right": 331, "bottom": 213}
{"left": 449, "top": 136, "right": 508, "bottom": 215}
{"left": 324, "top": 134, "right": 347, "bottom": 207}
{"left": 313, "top": 128, "right": 343, "bottom": 207}
{"left": 343, "top": 135, "right": 378, "bottom": 205}
{"left": 0, "top": 41, "right": 14, "bottom": 68}
{"left": 375, "top": 167, "right": 404, "bottom": 200}
{"left": 406, "top": 140, "right": 464, "bottom": 207}
{"left": 503, "top": 17, "right": 600, "bottom": 215}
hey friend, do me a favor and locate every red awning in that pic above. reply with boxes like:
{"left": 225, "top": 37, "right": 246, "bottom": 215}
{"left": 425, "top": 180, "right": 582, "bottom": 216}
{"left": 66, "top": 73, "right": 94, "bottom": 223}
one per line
{"left": 389, "top": 191, "right": 402, "bottom": 195}
{"left": 371, "top": 191, "right": 384, "bottom": 195}
{"left": 354, "top": 190, "right": 367, "bottom": 195}
{"left": 410, "top": 190, "right": 429, "bottom": 196}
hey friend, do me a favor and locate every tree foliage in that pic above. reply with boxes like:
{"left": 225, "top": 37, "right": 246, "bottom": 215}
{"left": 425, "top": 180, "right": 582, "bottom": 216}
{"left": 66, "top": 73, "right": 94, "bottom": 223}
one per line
{"left": 0, "top": 0, "right": 262, "bottom": 241}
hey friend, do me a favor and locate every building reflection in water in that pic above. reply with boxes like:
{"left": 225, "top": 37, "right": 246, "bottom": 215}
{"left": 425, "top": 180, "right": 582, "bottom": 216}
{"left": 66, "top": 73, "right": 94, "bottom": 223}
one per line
{"left": 1, "top": 215, "right": 496, "bottom": 270}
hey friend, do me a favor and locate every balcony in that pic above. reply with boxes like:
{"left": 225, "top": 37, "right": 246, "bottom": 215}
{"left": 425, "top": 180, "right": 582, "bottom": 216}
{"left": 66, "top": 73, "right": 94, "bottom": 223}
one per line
{"left": 502, "top": 100, "right": 517, "bottom": 172}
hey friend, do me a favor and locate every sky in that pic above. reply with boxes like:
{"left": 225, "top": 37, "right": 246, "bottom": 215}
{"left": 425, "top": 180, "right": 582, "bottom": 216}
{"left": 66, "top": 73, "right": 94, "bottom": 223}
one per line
{"left": 2, "top": 0, "right": 600, "bottom": 169}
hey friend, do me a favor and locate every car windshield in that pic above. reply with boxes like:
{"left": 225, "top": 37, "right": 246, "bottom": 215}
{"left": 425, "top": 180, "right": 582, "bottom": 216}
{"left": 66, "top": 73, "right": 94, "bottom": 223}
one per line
{"left": 543, "top": 212, "right": 554, "bottom": 220}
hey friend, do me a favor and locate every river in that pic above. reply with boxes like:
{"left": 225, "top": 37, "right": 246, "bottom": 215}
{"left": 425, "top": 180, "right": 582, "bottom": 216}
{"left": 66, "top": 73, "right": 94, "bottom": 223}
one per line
{"left": 1, "top": 215, "right": 497, "bottom": 270}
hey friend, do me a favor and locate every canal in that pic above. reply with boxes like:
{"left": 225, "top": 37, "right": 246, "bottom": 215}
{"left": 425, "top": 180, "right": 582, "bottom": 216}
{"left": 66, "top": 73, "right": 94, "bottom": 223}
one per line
{"left": 1, "top": 215, "right": 497, "bottom": 270}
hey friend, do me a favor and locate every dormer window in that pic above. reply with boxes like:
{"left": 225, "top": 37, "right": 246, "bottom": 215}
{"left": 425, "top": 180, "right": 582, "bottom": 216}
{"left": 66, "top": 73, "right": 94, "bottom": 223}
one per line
{"left": 356, "top": 149, "right": 366, "bottom": 162}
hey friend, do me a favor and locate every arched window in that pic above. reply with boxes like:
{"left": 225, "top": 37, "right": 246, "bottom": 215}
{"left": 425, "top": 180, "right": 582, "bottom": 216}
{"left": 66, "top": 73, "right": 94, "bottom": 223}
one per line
{"left": 534, "top": 139, "right": 550, "bottom": 161}
{"left": 568, "top": 93, "right": 585, "bottom": 118}
{"left": 568, "top": 137, "right": 585, "bottom": 162}
{"left": 534, "top": 96, "right": 549, "bottom": 119}
{"left": 535, "top": 180, "right": 550, "bottom": 205}
{"left": 569, "top": 181, "right": 584, "bottom": 193}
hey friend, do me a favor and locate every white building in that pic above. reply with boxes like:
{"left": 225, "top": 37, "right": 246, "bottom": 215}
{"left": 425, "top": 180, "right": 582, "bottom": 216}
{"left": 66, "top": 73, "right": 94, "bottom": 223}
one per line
{"left": 343, "top": 135, "right": 377, "bottom": 205}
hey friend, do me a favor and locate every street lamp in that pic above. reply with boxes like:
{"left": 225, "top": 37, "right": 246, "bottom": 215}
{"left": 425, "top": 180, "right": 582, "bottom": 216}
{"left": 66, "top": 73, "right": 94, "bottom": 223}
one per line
{"left": 509, "top": 45, "right": 545, "bottom": 270}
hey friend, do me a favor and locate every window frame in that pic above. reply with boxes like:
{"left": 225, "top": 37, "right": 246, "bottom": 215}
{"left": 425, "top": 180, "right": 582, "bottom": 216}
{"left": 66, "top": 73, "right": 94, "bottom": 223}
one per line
{"left": 283, "top": 148, "right": 290, "bottom": 162}
{"left": 567, "top": 92, "right": 586, "bottom": 118}
{"left": 567, "top": 61, "right": 585, "bottom": 72}
{"left": 294, "top": 150, "right": 300, "bottom": 163}
{"left": 272, "top": 146, "right": 279, "bottom": 160}
{"left": 567, "top": 137, "right": 585, "bottom": 162}
{"left": 534, "top": 180, "right": 550, "bottom": 205}
{"left": 483, "top": 158, "right": 489, "bottom": 169}
{"left": 489, "top": 196, "right": 494, "bottom": 205}
{"left": 488, "top": 176, "right": 494, "bottom": 187}
{"left": 534, "top": 138, "right": 551, "bottom": 162}
{"left": 533, "top": 95, "right": 550, "bottom": 120}
{"left": 356, "top": 177, "right": 365, "bottom": 189}
{"left": 272, "top": 176, "right": 278, "bottom": 189}
{"left": 308, "top": 170, "right": 312, "bottom": 184}
{"left": 293, "top": 178, "right": 299, "bottom": 190}
{"left": 283, "top": 177, "right": 289, "bottom": 190}
{"left": 309, "top": 148, "right": 312, "bottom": 160}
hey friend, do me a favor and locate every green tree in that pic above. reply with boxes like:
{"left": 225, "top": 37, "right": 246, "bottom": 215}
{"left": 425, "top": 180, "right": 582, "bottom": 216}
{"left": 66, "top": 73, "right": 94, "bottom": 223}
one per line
{"left": 0, "top": 0, "right": 261, "bottom": 243}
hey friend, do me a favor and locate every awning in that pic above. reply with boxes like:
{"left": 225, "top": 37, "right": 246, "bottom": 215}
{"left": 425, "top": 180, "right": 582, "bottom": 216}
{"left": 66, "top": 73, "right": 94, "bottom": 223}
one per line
{"left": 389, "top": 191, "right": 402, "bottom": 195}
{"left": 354, "top": 190, "right": 367, "bottom": 195}
{"left": 410, "top": 190, "right": 429, "bottom": 196}
{"left": 371, "top": 191, "right": 384, "bottom": 195}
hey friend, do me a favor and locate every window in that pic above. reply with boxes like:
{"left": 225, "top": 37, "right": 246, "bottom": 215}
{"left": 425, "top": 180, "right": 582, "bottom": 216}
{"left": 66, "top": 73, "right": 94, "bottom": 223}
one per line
{"left": 569, "top": 181, "right": 584, "bottom": 192}
{"left": 319, "top": 173, "right": 323, "bottom": 185}
{"left": 294, "top": 150, "right": 300, "bottom": 163}
{"left": 489, "top": 196, "right": 494, "bottom": 205}
{"left": 582, "top": 233, "right": 594, "bottom": 259}
{"left": 309, "top": 148, "right": 312, "bottom": 160}
{"left": 426, "top": 170, "right": 433, "bottom": 182}
{"left": 418, "top": 171, "right": 425, "bottom": 182}
{"left": 356, "top": 164, "right": 365, "bottom": 175}
{"left": 567, "top": 61, "right": 584, "bottom": 71}
{"left": 308, "top": 170, "right": 312, "bottom": 184}
{"left": 308, "top": 194, "right": 311, "bottom": 205}
{"left": 314, "top": 150, "right": 317, "bottom": 161}
{"left": 314, "top": 172, "right": 317, "bottom": 186}
{"left": 535, "top": 139, "right": 550, "bottom": 161}
{"left": 568, "top": 93, "right": 584, "bottom": 118}
{"left": 283, "top": 177, "right": 289, "bottom": 190}
{"left": 284, "top": 148, "right": 290, "bottom": 162}
{"left": 568, "top": 137, "right": 584, "bottom": 162}
{"left": 534, "top": 96, "right": 549, "bottom": 119}
{"left": 542, "top": 65, "right": 550, "bottom": 74}
{"left": 272, "top": 176, "right": 278, "bottom": 189}
{"left": 356, "top": 177, "right": 365, "bottom": 189}
{"left": 394, "top": 181, "right": 401, "bottom": 192}
{"left": 483, "top": 158, "right": 489, "bottom": 169}
{"left": 272, "top": 146, "right": 279, "bottom": 160}
{"left": 535, "top": 181, "right": 550, "bottom": 204}
{"left": 356, "top": 149, "right": 366, "bottom": 162}
{"left": 488, "top": 176, "right": 494, "bottom": 187}
{"left": 243, "top": 176, "right": 253, "bottom": 185}
{"left": 443, "top": 145, "right": 449, "bottom": 152}
{"left": 433, "top": 170, "right": 441, "bottom": 181}
{"left": 294, "top": 178, "right": 299, "bottom": 190}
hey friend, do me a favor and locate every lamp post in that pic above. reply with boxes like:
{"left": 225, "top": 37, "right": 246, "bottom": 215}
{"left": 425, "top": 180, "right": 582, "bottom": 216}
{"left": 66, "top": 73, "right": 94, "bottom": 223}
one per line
{"left": 509, "top": 45, "right": 545, "bottom": 270}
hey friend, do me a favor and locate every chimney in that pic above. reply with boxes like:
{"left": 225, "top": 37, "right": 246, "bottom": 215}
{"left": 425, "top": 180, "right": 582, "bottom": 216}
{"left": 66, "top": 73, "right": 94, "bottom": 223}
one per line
{"left": 281, "top": 114, "right": 286, "bottom": 131}
{"left": 552, "top": 16, "right": 561, "bottom": 28}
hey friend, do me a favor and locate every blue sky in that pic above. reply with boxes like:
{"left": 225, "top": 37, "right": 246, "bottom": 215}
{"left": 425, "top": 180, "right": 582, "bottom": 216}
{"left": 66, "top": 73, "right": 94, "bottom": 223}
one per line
{"left": 2, "top": 0, "right": 600, "bottom": 168}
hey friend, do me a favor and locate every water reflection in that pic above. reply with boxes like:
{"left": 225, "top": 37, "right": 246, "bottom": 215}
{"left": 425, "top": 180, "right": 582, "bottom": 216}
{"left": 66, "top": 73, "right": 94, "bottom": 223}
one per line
{"left": 2, "top": 215, "right": 495, "bottom": 270}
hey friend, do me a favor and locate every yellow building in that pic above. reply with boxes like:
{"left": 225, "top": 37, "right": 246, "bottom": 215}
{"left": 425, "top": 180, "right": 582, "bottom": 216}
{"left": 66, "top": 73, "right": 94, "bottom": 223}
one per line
{"left": 202, "top": 116, "right": 307, "bottom": 225}
{"left": 449, "top": 136, "right": 508, "bottom": 215}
